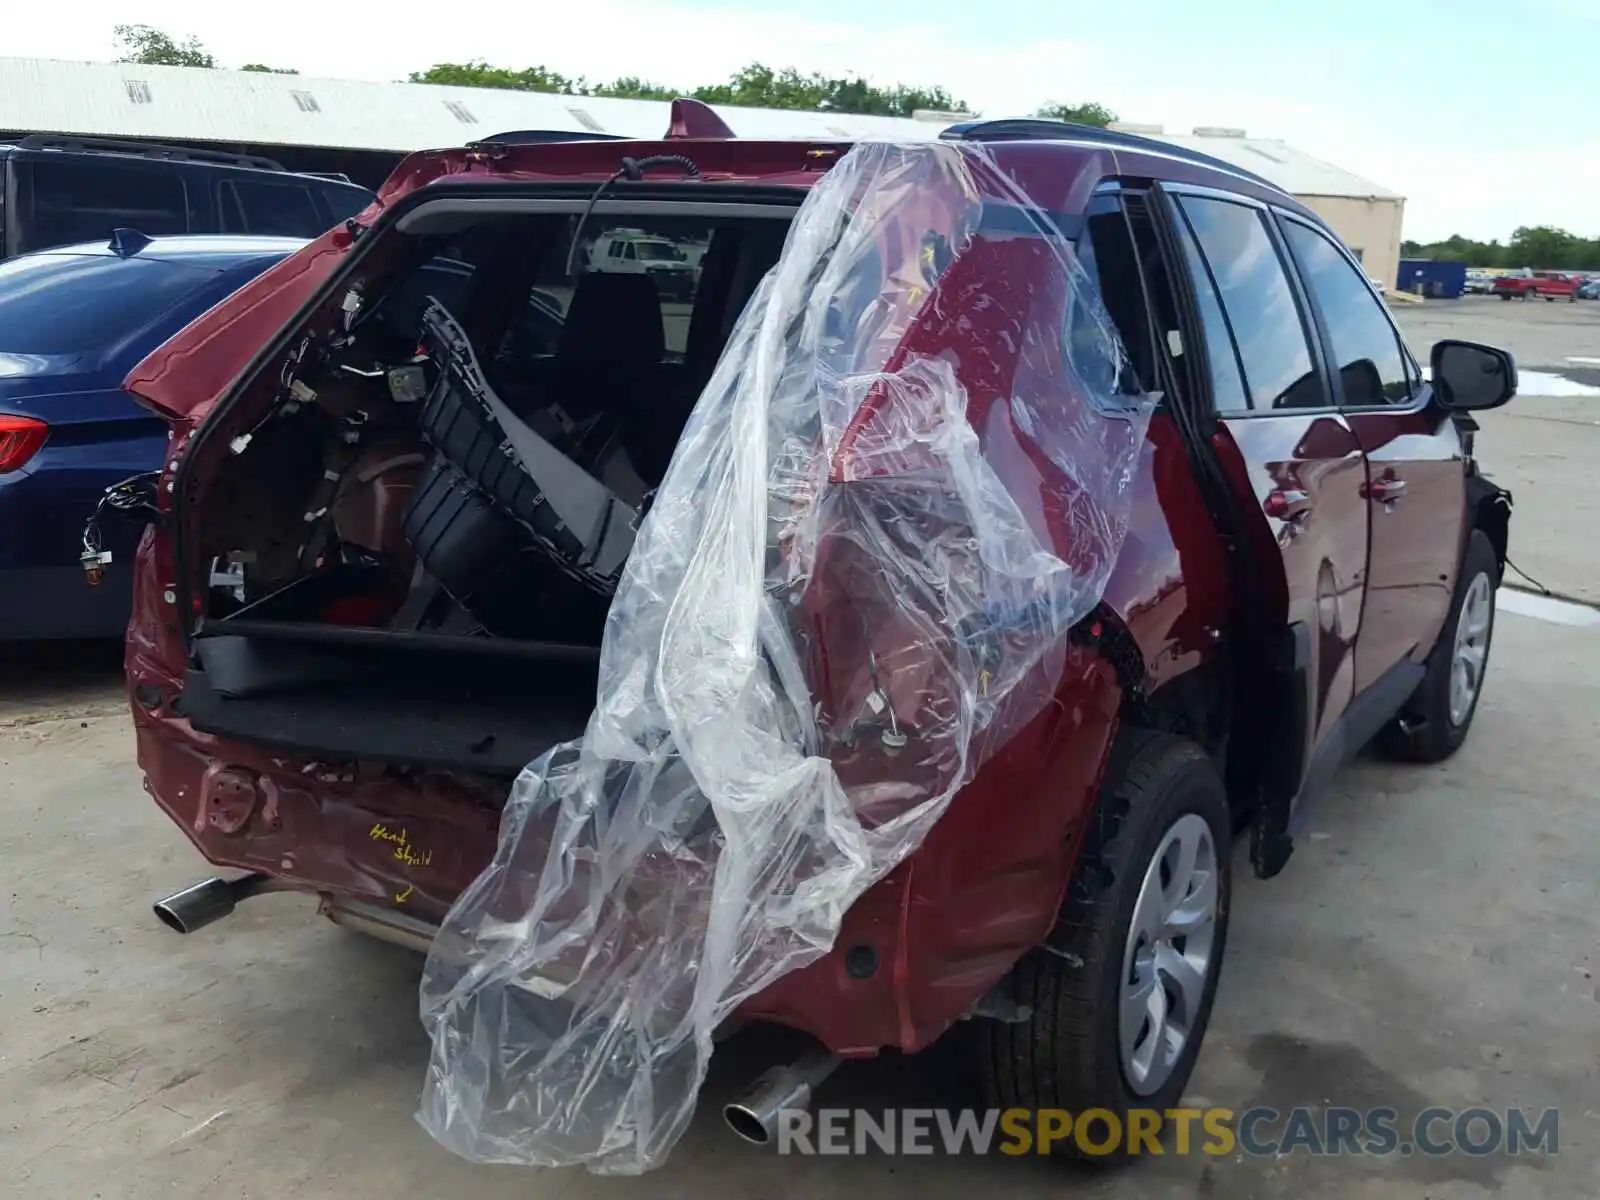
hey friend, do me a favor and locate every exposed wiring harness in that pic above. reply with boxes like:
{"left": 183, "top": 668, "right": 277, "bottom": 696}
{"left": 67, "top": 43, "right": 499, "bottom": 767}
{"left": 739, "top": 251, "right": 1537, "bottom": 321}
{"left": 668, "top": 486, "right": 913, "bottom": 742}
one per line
{"left": 79, "top": 470, "right": 163, "bottom": 584}
{"left": 563, "top": 154, "right": 702, "bottom": 277}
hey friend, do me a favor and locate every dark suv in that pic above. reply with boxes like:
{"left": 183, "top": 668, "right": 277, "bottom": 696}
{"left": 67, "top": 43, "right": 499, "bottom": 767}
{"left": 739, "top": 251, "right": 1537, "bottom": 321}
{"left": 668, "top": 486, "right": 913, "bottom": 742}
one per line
{"left": 120, "top": 118, "right": 1515, "bottom": 1172}
{"left": 0, "top": 135, "right": 373, "bottom": 259}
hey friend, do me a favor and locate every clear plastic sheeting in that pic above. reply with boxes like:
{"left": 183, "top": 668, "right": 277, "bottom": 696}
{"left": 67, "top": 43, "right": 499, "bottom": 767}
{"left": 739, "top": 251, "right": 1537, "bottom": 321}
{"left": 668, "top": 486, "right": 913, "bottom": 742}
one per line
{"left": 417, "top": 140, "right": 1155, "bottom": 1173}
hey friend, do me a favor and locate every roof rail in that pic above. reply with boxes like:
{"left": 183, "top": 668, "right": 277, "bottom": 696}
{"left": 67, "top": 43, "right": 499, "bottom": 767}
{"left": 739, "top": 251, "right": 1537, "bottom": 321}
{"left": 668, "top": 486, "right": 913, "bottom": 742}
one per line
{"left": 15, "top": 133, "right": 286, "bottom": 172}
{"left": 940, "top": 119, "right": 1278, "bottom": 190}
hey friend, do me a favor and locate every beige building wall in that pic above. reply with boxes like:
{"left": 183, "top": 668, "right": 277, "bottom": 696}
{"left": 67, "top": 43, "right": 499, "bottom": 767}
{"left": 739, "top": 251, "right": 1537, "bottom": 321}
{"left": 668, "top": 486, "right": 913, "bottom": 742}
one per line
{"left": 1296, "top": 195, "right": 1406, "bottom": 291}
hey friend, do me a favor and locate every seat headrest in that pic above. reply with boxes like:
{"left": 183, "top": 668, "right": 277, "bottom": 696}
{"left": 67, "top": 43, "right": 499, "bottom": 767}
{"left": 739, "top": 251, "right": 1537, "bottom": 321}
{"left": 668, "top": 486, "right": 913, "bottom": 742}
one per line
{"left": 559, "top": 273, "right": 666, "bottom": 364}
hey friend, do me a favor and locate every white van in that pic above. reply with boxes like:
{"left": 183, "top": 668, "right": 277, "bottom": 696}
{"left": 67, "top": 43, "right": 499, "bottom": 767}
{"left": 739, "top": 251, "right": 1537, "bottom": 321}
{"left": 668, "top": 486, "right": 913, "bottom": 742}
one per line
{"left": 586, "top": 229, "right": 697, "bottom": 299}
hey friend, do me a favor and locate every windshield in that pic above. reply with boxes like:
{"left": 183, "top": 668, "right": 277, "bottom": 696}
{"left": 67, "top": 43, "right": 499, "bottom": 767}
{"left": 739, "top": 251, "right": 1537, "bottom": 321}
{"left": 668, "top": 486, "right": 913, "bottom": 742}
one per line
{"left": 0, "top": 253, "right": 223, "bottom": 355}
{"left": 633, "top": 241, "right": 684, "bottom": 261}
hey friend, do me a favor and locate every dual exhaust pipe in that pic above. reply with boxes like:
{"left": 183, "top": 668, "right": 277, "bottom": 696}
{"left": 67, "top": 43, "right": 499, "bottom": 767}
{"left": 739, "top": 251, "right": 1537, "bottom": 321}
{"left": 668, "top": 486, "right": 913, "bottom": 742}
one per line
{"left": 156, "top": 875, "right": 838, "bottom": 1146}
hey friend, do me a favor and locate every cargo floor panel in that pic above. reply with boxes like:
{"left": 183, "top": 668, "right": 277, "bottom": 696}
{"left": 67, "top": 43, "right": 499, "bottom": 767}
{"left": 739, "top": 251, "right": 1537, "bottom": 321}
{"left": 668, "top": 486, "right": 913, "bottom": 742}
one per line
{"left": 177, "top": 632, "right": 596, "bottom": 775}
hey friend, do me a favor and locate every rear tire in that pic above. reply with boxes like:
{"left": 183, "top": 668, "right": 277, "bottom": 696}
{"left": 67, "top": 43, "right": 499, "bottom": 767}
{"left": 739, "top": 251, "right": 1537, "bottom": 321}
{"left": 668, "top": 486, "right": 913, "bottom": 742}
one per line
{"left": 974, "top": 730, "right": 1231, "bottom": 1157}
{"left": 1379, "top": 529, "right": 1498, "bottom": 763}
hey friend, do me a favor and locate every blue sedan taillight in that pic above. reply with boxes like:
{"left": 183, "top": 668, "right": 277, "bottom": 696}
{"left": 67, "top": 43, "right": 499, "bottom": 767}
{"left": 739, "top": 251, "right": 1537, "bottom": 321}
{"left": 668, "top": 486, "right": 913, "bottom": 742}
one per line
{"left": 0, "top": 415, "right": 48, "bottom": 473}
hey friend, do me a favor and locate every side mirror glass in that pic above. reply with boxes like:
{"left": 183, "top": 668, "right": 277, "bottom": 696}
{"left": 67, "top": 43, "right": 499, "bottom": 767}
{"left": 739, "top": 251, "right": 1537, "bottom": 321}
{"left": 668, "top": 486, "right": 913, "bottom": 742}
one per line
{"left": 1431, "top": 340, "right": 1517, "bottom": 411}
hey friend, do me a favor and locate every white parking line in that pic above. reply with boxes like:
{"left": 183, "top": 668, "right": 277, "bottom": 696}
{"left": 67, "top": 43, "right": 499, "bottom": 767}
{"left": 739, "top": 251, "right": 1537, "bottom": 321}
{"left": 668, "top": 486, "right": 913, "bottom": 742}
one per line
{"left": 1565, "top": 356, "right": 1600, "bottom": 366}
{"left": 1499, "top": 587, "right": 1600, "bottom": 628}
{"left": 1518, "top": 370, "right": 1600, "bottom": 397}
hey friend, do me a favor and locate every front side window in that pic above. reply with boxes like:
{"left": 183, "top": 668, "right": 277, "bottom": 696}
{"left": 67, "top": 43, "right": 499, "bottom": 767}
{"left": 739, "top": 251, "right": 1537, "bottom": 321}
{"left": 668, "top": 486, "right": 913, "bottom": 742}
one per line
{"left": 1178, "top": 195, "right": 1322, "bottom": 410}
{"left": 22, "top": 159, "right": 189, "bottom": 253}
{"left": 1282, "top": 219, "right": 1412, "bottom": 407}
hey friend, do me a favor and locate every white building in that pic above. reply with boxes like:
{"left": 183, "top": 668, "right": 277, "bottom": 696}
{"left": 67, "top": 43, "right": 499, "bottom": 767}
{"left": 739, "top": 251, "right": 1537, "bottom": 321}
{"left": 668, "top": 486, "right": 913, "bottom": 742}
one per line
{"left": 0, "top": 56, "right": 1404, "bottom": 286}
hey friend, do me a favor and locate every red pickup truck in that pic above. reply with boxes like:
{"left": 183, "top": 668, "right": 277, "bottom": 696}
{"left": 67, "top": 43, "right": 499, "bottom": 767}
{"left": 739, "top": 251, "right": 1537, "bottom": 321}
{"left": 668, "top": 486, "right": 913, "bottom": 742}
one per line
{"left": 1493, "top": 271, "right": 1581, "bottom": 301}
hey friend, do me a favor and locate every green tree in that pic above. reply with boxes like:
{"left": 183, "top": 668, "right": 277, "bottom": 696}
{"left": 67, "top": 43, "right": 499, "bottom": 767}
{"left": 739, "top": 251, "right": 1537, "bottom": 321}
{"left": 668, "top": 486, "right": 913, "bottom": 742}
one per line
{"left": 590, "top": 76, "right": 678, "bottom": 101}
{"left": 1035, "top": 100, "right": 1117, "bottom": 127}
{"left": 408, "top": 58, "right": 972, "bottom": 117}
{"left": 241, "top": 64, "right": 299, "bottom": 74}
{"left": 1397, "top": 227, "right": 1600, "bottom": 270}
{"left": 1508, "top": 225, "right": 1581, "bottom": 270}
{"left": 114, "top": 24, "right": 215, "bottom": 68}
{"left": 409, "top": 62, "right": 579, "bottom": 92}
{"left": 692, "top": 64, "right": 967, "bottom": 116}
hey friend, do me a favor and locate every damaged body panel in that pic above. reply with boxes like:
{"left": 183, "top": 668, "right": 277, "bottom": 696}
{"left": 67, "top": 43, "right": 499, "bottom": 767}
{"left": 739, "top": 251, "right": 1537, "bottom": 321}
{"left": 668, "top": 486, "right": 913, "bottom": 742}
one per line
{"left": 121, "top": 123, "right": 1514, "bottom": 1175}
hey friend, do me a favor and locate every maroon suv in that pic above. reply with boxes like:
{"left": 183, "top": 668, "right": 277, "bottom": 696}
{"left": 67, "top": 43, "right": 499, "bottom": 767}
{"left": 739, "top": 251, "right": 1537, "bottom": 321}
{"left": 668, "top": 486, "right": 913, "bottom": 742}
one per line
{"left": 116, "top": 116, "right": 1514, "bottom": 1168}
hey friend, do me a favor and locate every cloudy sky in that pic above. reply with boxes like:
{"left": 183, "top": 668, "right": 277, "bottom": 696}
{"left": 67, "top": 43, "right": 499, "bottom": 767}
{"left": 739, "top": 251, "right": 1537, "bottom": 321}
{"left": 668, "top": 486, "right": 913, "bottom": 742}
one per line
{"left": 7, "top": 0, "right": 1597, "bottom": 240}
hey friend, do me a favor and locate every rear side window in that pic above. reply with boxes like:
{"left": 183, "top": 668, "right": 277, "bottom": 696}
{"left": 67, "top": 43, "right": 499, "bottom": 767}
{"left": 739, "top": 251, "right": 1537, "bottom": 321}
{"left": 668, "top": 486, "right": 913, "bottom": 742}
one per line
{"left": 1281, "top": 219, "right": 1413, "bottom": 407}
{"left": 1178, "top": 195, "right": 1322, "bottom": 411}
{"left": 1074, "top": 194, "right": 1157, "bottom": 396}
{"left": 314, "top": 181, "right": 371, "bottom": 225}
{"left": 0, "top": 254, "right": 219, "bottom": 354}
{"left": 219, "top": 179, "right": 324, "bottom": 237}
{"left": 22, "top": 159, "right": 189, "bottom": 253}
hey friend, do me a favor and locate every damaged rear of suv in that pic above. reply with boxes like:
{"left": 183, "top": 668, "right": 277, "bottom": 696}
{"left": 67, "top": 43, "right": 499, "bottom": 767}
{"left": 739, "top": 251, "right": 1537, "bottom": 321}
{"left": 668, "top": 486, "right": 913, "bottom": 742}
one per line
{"left": 119, "top": 116, "right": 1515, "bottom": 1173}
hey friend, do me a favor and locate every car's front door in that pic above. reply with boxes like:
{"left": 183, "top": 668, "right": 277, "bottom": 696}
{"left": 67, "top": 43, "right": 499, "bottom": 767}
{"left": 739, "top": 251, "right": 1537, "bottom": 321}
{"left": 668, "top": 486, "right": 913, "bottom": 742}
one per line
{"left": 1162, "top": 189, "right": 1371, "bottom": 797}
{"left": 1276, "top": 215, "right": 1466, "bottom": 691}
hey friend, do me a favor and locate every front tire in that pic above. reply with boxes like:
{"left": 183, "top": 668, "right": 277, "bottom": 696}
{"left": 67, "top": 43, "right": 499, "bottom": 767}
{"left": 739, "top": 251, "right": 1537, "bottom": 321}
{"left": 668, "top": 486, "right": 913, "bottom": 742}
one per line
{"left": 1380, "top": 529, "right": 1498, "bottom": 762}
{"left": 975, "top": 730, "right": 1232, "bottom": 1154}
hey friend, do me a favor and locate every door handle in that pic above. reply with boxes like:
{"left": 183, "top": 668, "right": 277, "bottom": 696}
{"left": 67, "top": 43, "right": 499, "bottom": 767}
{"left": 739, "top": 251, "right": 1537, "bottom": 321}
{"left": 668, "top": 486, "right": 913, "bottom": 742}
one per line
{"left": 1365, "top": 477, "right": 1407, "bottom": 503}
{"left": 1264, "top": 489, "right": 1312, "bottom": 521}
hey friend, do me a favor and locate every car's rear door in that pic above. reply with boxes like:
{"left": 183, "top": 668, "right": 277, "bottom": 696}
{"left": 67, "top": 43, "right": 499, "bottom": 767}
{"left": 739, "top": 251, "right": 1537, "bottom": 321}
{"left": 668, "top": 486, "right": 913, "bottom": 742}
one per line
{"left": 1276, "top": 213, "right": 1466, "bottom": 695}
{"left": 1158, "top": 187, "right": 1372, "bottom": 797}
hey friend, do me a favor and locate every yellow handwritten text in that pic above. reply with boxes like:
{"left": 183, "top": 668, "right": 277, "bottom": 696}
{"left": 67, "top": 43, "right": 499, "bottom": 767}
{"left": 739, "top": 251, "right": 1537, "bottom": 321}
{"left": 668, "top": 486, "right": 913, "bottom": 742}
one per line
{"left": 371, "top": 823, "right": 433, "bottom": 868}
{"left": 369, "top": 822, "right": 409, "bottom": 847}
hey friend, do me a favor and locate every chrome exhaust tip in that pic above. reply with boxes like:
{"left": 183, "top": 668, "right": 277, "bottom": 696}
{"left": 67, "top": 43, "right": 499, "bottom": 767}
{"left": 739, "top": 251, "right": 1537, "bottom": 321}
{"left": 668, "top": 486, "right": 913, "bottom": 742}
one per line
{"left": 723, "top": 1049, "right": 839, "bottom": 1146}
{"left": 153, "top": 874, "right": 282, "bottom": 934}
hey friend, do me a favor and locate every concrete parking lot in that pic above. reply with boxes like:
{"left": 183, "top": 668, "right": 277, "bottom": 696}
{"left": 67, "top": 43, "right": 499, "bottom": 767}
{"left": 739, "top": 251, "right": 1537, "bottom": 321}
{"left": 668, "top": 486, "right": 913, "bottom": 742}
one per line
{"left": 3, "top": 296, "right": 1598, "bottom": 1199}
{"left": 1395, "top": 294, "right": 1600, "bottom": 603}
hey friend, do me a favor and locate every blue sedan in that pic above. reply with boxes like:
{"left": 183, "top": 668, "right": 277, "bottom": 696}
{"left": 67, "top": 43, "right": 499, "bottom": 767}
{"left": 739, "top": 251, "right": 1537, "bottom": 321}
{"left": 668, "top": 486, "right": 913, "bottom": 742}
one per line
{"left": 0, "top": 234, "right": 305, "bottom": 639}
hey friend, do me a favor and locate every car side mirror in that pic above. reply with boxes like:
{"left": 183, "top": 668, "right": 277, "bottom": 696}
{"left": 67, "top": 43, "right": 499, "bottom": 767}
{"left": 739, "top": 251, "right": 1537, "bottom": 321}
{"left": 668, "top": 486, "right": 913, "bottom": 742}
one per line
{"left": 1431, "top": 340, "right": 1517, "bottom": 411}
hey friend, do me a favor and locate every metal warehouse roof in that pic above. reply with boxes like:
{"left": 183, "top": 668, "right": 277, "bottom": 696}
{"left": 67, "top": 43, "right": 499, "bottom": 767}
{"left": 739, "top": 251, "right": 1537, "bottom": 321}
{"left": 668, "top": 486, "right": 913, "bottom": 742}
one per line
{"left": 0, "top": 57, "right": 1400, "bottom": 201}
{"left": 0, "top": 56, "right": 948, "bottom": 151}
{"left": 1116, "top": 125, "right": 1400, "bottom": 200}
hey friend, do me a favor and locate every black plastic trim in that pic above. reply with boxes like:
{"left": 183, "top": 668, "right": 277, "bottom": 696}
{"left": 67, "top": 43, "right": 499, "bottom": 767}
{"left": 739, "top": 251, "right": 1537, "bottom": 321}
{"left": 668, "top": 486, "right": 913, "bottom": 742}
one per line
{"left": 14, "top": 133, "right": 286, "bottom": 172}
{"left": 195, "top": 618, "right": 601, "bottom": 663}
